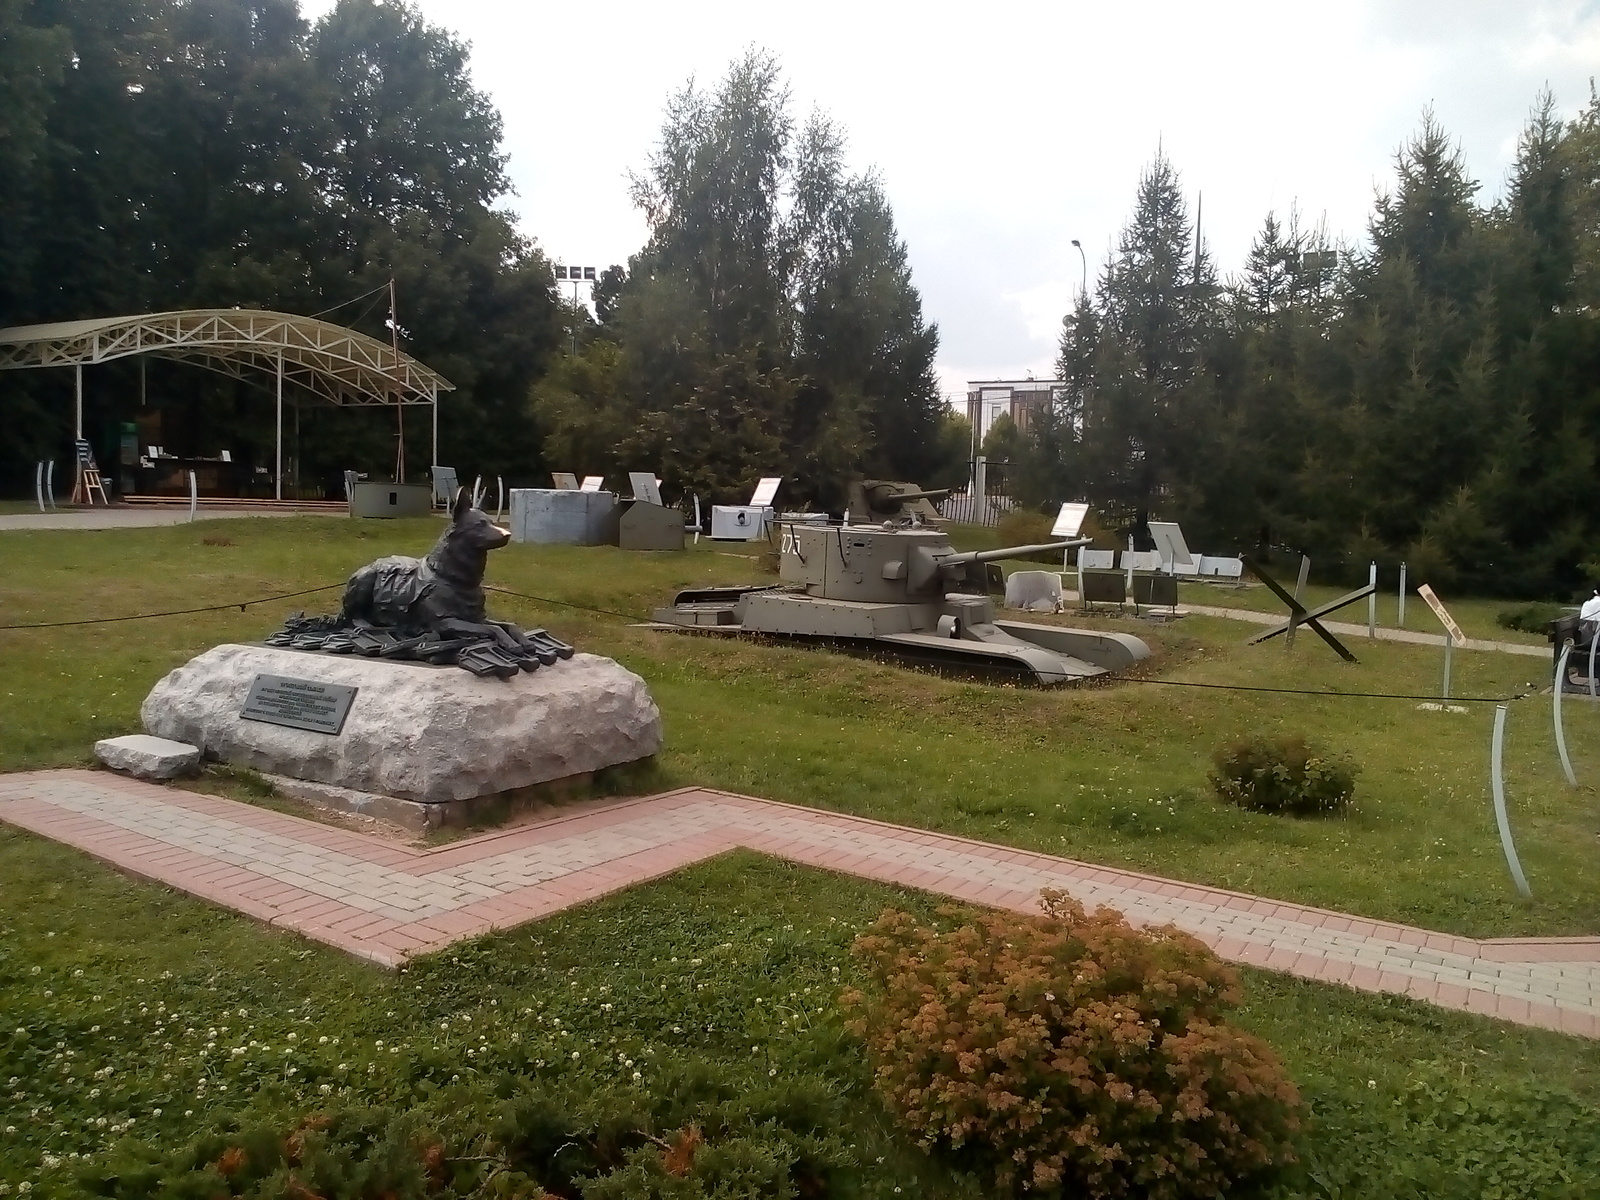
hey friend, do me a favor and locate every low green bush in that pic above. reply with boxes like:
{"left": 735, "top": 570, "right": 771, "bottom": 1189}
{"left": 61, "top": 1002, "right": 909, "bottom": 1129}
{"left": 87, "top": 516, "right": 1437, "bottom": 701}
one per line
{"left": 844, "top": 894, "right": 1304, "bottom": 1199}
{"left": 1496, "top": 602, "right": 1565, "bottom": 634}
{"left": 1209, "top": 734, "right": 1357, "bottom": 816}
{"left": 69, "top": 1072, "right": 857, "bottom": 1199}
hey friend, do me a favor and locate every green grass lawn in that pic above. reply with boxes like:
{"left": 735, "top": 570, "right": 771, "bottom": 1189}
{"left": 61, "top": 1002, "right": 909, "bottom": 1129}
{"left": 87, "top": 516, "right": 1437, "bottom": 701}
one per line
{"left": 948, "top": 522, "right": 1557, "bottom": 646}
{"left": 2, "top": 516, "right": 1594, "bottom": 938}
{"left": 1174, "top": 576, "right": 1555, "bottom": 647}
{"left": 2, "top": 515, "right": 1599, "bottom": 1195}
{"left": 2, "top": 835, "right": 1597, "bottom": 1198}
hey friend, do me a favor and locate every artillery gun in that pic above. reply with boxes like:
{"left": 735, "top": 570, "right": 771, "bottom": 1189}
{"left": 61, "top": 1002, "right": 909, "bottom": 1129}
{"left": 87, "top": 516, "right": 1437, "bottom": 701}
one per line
{"left": 651, "top": 521, "right": 1149, "bottom": 684}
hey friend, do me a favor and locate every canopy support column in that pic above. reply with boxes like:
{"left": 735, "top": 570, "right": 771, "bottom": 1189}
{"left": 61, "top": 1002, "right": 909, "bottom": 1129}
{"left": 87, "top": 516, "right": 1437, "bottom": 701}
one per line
{"left": 431, "top": 387, "right": 438, "bottom": 469}
{"left": 73, "top": 363, "right": 84, "bottom": 501}
{"left": 275, "top": 354, "right": 284, "bottom": 501}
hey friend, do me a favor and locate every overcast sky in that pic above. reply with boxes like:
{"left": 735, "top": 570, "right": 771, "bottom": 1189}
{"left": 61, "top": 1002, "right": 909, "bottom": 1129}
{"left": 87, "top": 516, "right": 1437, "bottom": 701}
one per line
{"left": 307, "top": 0, "right": 1600, "bottom": 402}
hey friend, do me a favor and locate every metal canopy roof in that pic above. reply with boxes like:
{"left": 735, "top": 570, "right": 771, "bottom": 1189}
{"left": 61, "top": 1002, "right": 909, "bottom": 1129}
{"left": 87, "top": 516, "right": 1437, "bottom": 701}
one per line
{"left": 0, "top": 309, "right": 453, "bottom": 405}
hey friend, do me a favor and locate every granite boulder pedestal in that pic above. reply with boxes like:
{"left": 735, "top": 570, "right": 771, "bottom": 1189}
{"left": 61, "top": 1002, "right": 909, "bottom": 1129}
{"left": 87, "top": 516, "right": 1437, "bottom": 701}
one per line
{"left": 139, "top": 643, "right": 663, "bottom": 831}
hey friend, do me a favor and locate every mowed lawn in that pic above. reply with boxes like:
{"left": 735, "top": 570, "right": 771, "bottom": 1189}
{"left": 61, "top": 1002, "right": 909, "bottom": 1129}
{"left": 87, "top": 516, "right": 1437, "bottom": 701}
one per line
{"left": 1, "top": 514, "right": 1595, "bottom": 938}
{"left": 2, "top": 514, "right": 1599, "bottom": 1197}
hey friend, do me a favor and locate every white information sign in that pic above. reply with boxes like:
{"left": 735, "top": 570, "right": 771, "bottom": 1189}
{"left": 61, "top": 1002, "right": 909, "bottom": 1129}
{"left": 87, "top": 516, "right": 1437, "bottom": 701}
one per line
{"left": 550, "top": 472, "right": 579, "bottom": 490}
{"left": 1051, "top": 502, "right": 1089, "bottom": 538}
{"left": 628, "top": 471, "right": 663, "bottom": 507}
{"left": 1148, "top": 521, "right": 1194, "bottom": 570}
{"left": 579, "top": 475, "right": 605, "bottom": 492}
{"left": 749, "top": 476, "right": 783, "bottom": 507}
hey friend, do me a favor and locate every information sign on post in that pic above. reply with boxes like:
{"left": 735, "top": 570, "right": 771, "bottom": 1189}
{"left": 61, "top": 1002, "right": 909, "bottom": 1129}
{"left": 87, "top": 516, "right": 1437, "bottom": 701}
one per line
{"left": 1415, "top": 584, "right": 1467, "bottom": 648}
{"left": 749, "top": 476, "right": 783, "bottom": 508}
{"left": 1050, "top": 502, "right": 1089, "bottom": 539}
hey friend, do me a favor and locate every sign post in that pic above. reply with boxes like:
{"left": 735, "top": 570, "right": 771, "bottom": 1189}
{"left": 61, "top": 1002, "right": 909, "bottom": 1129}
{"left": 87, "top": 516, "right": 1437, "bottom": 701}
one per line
{"left": 1416, "top": 584, "right": 1466, "bottom": 699}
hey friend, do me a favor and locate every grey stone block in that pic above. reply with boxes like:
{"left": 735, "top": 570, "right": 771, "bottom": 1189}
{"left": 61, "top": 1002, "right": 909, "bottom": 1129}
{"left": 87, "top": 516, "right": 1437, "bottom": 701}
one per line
{"left": 141, "top": 643, "right": 662, "bottom": 803}
{"left": 94, "top": 733, "right": 202, "bottom": 780}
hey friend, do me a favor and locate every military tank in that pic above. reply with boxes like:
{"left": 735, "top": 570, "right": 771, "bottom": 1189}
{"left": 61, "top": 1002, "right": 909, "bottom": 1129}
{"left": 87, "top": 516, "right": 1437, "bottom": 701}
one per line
{"left": 651, "top": 520, "right": 1150, "bottom": 684}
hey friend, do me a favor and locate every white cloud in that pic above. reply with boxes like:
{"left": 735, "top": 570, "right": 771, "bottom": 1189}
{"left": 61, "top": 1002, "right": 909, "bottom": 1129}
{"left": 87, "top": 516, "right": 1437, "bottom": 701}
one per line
{"left": 303, "top": 0, "right": 1600, "bottom": 402}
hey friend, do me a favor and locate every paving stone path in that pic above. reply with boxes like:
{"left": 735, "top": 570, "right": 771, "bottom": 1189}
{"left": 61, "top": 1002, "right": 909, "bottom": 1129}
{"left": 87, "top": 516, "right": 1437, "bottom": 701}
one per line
{"left": 0, "top": 508, "right": 305, "bottom": 532}
{"left": 3, "top": 769, "right": 1597, "bottom": 1038}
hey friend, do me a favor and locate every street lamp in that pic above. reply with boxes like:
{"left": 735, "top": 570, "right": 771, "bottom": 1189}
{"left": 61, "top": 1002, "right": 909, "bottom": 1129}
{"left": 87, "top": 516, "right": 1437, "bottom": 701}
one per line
{"left": 1070, "top": 239, "right": 1087, "bottom": 299}
{"left": 554, "top": 264, "right": 596, "bottom": 355}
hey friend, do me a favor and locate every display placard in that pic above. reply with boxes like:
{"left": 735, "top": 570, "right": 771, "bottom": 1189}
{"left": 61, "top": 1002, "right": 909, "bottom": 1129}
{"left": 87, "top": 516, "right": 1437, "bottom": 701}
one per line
{"left": 1050, "top": 502, "right": 1089, "bottom": 538}
{"left": 1415, "top": 584, "right": 1467, "bottom": 647}
{"left": 628, "top": 471, "right": 664, "bottom": 507}
{"left": 749, "top": 476, "right": 782, "bottom": 507}
{"left": 240, "top": 674, "right": 358, "bottom": 736}
{"left": 1148, "top": 520, "right": 1194, "bottom": 570}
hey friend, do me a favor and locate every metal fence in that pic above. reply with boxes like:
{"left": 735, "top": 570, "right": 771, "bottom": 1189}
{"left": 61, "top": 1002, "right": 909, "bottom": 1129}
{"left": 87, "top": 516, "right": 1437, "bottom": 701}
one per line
{"left": 938, "top": 459, "right": 1016, "bottom": 527}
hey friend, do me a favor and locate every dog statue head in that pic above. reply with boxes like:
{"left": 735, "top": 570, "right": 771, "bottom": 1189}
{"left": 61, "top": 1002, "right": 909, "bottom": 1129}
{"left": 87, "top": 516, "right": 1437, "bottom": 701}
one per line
{"left": 427, "top": 486, "right": 511, "bottom": 582}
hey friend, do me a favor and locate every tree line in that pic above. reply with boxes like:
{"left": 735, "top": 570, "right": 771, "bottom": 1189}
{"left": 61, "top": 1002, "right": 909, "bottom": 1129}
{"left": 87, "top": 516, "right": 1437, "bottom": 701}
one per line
{"left": 1, "top": 0, "right": 560, "bottom": 492}
{"left": 999, "top": 97, "right": 1600, "bottom": 597}
{"left": 7, "top": 1, "right": 1599, "bottom": 599}
{"left": 0, "top": 4, "right": 953, "bottom": 507}
{"left": 532, "top": 51, "right": 962, "bottom": 508}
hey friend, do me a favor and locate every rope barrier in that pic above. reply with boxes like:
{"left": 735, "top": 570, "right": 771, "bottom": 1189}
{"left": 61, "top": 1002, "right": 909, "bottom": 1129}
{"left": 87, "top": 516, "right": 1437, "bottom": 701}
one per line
{"left": 0, "top": 579, "right": 1541, "bottom": 705}
{"left": 0, "top": 583, "right": 345, "bottom": 630}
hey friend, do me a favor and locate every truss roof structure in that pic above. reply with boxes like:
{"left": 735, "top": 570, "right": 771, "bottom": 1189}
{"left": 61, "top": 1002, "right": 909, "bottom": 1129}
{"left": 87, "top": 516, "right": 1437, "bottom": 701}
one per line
{"left": 0, "top": 309, "right": 453, "bottom": 405}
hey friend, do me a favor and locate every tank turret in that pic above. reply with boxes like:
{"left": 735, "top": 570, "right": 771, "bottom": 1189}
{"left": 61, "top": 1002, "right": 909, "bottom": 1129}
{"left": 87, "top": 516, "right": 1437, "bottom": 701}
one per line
{"left": 847, "top": 479, "right": 950, "bottom": 524}
{"left": 777, "top": 524, "right": 1083, "bottom": 601}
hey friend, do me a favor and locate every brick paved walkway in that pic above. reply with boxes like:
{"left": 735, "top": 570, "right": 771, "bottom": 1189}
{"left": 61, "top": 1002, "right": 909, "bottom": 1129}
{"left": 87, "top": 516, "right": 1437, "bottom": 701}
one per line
{"left": 2, "top": 769, "right": 1597, "bottom": 1038}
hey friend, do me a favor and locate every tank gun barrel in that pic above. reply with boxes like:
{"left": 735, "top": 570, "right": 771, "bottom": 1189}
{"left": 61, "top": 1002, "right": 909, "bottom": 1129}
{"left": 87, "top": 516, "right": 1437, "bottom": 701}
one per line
{"left": 875, "top": 487, "right": 950, "bottom": 504}
{"left": 937, "top": 538, "right": 1090, "bottom": 568}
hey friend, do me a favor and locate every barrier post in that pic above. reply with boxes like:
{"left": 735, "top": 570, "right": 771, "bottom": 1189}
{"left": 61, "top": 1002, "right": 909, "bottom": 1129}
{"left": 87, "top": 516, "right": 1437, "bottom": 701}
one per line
{"left": 1442, "top": 632, "right": 1453, "bottom": 699}
{"left": 1490, "top": 704, "right": 1532, "bottom": 896}
{"left": 1554, "top": 642, "right": 1578, "bottom": 786}
{"left": 1398, "top": 561, "right": 1407, "bottom": 626}
{"left": 1367, "top": 560, "right": 1377, "bottom": 638}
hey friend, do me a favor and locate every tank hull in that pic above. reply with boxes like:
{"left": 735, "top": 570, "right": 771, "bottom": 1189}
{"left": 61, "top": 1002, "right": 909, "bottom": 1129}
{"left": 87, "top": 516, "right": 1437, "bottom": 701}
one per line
{"left": 649, "top": 520, "right": 1148, "bottom": 685}
{"left": 649, "top": 587, "right": 1148, "bottom": 686}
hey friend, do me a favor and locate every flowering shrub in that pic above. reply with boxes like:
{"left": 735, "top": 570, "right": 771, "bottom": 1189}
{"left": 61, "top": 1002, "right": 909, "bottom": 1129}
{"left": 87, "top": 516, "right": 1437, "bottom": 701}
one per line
{"left": 843, "top": 893, "right": 1303, "bottom": 1199}
{"left": 1208, "top": 733, "right": 1357, "bottom": 816}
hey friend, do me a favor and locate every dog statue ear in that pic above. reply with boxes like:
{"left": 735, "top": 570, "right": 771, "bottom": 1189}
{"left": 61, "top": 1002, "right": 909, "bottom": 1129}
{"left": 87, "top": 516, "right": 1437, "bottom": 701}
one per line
{"left": 452, "top": 486, "right": 471, "bottom": 522}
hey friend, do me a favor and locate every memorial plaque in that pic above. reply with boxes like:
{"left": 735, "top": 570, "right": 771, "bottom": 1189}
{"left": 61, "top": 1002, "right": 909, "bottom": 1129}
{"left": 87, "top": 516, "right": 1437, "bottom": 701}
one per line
{"left": 240, "top": 674, "right": 358, "bottom": 735}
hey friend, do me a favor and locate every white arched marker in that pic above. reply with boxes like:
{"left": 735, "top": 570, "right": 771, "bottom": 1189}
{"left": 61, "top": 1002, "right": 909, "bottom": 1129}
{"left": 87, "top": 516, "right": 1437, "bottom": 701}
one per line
{"left": 1490, "top": 704, "right": 1532, "bottom": 897}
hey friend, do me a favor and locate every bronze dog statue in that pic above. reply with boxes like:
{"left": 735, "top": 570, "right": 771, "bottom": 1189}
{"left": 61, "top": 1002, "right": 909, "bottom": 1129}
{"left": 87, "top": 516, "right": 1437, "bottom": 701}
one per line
{"left": 269, "top": 488, "right": 572, "bottom": 678}
{"left": 343, "top": 485, "right": 512, "bottom": 630}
